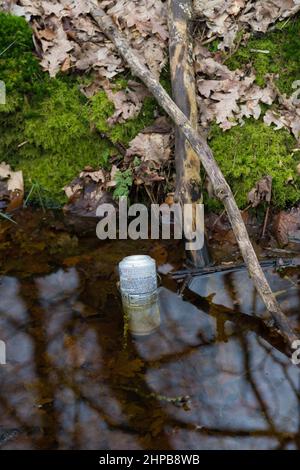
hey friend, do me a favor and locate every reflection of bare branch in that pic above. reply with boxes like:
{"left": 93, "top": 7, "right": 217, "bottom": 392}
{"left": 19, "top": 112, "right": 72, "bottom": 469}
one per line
{"left": 39, "top": 365, "right": 300, "bottom": 446}
{"left": 145, "top": 339, "right": 214, "bottom": 369}
{"left": 15, "top": 282, "right": 59, "bottom": 449}
{"left": 0, "top": 394, "right": 33, "bottom": 434}
{"left": 1, "top": 265, "right": 300, "bottom": 450}
{"left": 240, "top": 333, "right": 279, "bottom": 440}
{"left": 183, "top": 288, "right": 290, "bottom": 357}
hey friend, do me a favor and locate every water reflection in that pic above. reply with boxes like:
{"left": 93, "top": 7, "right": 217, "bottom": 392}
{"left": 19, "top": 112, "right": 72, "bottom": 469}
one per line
{"left": 0, "top": 241, "right": 300, "bottom": 449}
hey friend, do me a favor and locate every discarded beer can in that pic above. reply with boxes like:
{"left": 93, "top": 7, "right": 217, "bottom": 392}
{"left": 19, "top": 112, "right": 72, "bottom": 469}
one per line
{"left": 119, "top": 255, "right": 160, "bottom": 335}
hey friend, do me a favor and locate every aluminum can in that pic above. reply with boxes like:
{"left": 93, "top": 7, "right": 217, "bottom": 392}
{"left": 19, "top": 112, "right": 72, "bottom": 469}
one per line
{"left": 119, "top": 255, "right": 160, "bottom": 335}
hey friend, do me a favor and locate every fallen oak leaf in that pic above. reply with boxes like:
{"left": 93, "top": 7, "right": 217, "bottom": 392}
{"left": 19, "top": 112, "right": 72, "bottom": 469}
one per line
{"left": 247, "top": 175, "right": 272, "bottom": 208}
{"left": 126, "top": 132, "right": 171, "bottom": 165}
{"left": 101, "top": 79, "right": 150, "bottom": 125}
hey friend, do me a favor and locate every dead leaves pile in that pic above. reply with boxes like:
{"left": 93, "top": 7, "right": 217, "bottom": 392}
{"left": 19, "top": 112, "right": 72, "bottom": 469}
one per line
{"left": 193, "top": 0, "right": 300, "bottom": 50}
{"left": 7, "top": 0, "right": 295, "bottom": 78}
{"left": 63, "top": 165, "right": 118, "bottom": 217}
{"left": 1, "top": 0, "right": 168, "bottom": 78}
{"left": 192, "top": 2, "right": 300, "bottom": 140}
{"left": 125, "top": 116, "right": 173, "bottom": 186}
{"left": 195, "top": 53, "right": 300, "bottom": 140}
{"left": 196, "top": 56, "right": 276, "bottom": 130}
{"left": 1, "top": 0, "right": 300, "bottom": 185}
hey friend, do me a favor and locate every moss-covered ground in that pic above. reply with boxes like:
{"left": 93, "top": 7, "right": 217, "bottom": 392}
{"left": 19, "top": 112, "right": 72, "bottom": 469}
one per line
{"left": 225, "top": 16, "right": 300, "bottom": 94}
{"left": 208, "top": 121, "right": 299, "bottom": 211}
{"left": 207, "top": 15, "right": 300, "bottom": 210}
{"left": 0, "top": 13, "right": 299, "bottom": 209}
{"left": 0, "top": 13, "right": 158, "bottom": 205}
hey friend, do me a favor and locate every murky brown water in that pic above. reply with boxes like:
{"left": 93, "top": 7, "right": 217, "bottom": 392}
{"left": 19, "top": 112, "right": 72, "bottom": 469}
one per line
{"left": 0, "top": 210, "right": 300, "bottom": 450}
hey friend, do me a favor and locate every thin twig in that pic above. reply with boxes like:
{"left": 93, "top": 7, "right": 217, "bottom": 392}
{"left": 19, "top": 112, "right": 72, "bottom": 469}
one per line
{"left": 262, "top": 205, "right": 270, "bottom": 239}
{"left": 0, "top": 40, "right": 17, "bottom": 58}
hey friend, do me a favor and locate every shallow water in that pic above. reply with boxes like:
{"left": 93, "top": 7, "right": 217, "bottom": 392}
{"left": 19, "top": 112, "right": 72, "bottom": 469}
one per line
{"left": 0, "top": 210, "right": 300, "bottom": 450}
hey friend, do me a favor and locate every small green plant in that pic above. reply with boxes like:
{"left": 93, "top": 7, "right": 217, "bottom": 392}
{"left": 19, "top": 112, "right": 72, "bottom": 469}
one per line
{"left": 23, "top": 181, "right": 61, "bottom": 211}
{"left": 113, "top": 169, "right": 133, "bottom": 198}
{"left": 133, "top": 156, "right": 141, "bottom": 167}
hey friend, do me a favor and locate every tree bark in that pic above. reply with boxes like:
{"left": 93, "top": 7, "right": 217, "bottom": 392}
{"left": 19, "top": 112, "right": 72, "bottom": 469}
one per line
{"left": 168, "top": 0, "right": 209, "bottom": 268}
{"left": 90, "top": 6, "right": 298, "bottom": 349}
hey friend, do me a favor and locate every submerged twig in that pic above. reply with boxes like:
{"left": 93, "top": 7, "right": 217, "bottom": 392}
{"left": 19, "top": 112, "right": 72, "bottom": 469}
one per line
{"left": 172, "top": 258, "right": 300, "bottom": 280}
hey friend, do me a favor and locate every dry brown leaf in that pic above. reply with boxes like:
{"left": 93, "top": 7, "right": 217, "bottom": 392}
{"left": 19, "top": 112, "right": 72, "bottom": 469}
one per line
{"left": 39, "top": 19, "right": 74, "bottom": 77}
{"left": 79, "top": 168, "right": 106, "bottom": 183}
{"left": 193, "top": 0, "right": 300, "bottom": 49}
{"left": 142, "top": 116, "right": 172, "bottom": 135}
{"left": 126, "top": 133, "right": 171, "bottom": 165}
{"left": 247, "top": 175, "right": 272, "bottom": 208}
{"left": 263, "top": 81, "right": 300, "bottom": 141}
{"left": 101, "top": 79, "right": 150, "bottom": 125}
{"left": 0, "top": 162, "right": 24, "bottom": 211}
{"left": 63, "top": 165, "right": 118, "bottom": 217}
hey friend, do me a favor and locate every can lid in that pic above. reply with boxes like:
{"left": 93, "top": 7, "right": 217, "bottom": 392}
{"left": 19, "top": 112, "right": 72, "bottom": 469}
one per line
{"left": 119, "top": 255, "right": 155, "bottom": 270}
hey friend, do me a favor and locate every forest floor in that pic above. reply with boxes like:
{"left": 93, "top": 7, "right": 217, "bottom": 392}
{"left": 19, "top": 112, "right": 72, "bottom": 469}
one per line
{"left": 0, "top": 5, "right": 300, "bottom": 249}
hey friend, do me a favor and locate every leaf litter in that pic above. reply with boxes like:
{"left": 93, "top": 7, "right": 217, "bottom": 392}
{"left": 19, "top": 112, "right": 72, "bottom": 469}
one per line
{"left": 1, "top": 1, "right": 300, "bottom": 132}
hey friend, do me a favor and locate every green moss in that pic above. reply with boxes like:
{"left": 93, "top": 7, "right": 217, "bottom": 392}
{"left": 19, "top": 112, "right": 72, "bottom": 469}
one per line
{"left": 206, "top": 18, "right": 300, "bottom": 210}
{"left": 90, "top": 91, "right": 115, "bottom": 134}
{"left": 0, "top": 13, "right": 47, "bottom": 109}
{"left": 0, "top": 14, "right": 158, "bottom": 205}
{"left": 208, "top": 120, "right": 300, "bottom": 210}
{"left": 225, "top": 16, "right": 300, "bottom": 94}
{"left": 12, "top": 81, "right": 113, "bottom": 204}
{"left": 0, "top": 12, "right": 33, "bottom": 54}
{"left": 1, "top": 71, "right": 114, "bottom": 204}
